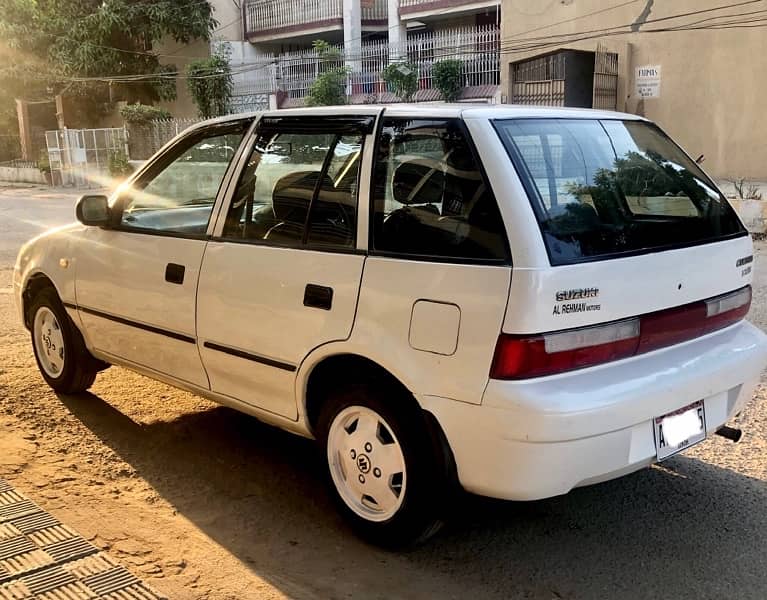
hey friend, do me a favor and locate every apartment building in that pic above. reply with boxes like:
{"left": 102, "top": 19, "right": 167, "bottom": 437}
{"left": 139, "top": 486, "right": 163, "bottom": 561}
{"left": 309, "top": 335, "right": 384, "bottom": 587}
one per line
{"left": 500, "top": 0, "right": 767, "bottom": 180}
{"left": 208, "top": 0, "right": 501, "bottom": 108}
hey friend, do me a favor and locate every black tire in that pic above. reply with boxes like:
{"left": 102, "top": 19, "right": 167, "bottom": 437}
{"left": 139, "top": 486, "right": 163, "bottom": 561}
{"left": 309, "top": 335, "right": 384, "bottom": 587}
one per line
{"left": 28, "top": 288, "right": 101, "bottom": 394}
{"left": 317, "top": 381, "right": 449, "bottom": 548}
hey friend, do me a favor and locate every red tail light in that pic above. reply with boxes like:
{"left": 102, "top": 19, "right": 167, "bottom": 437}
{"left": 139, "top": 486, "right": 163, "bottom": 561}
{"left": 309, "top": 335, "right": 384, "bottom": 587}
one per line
{"left": 490, "top": 286, "right": 751, "bottom": 380}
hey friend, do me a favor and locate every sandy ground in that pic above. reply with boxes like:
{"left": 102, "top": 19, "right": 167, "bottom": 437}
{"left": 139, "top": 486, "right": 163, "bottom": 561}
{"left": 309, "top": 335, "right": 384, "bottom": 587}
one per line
{"left": 1, "top": 184, "right": 766, "bottom": 599}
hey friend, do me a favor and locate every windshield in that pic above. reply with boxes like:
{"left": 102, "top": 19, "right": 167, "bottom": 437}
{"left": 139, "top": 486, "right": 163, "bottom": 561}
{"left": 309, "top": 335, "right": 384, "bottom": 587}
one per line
{"left": 494, "top": 118, "right": 746, "bottom": 265}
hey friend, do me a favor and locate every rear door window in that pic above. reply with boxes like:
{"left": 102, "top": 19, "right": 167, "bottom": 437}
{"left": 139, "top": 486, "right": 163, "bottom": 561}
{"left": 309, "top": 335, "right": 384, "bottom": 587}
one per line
{"left": 222, "top": 128, "right": 363, "bottom": 249}
{"left": 494, "top": 118, "right": 746, "bottom": 265}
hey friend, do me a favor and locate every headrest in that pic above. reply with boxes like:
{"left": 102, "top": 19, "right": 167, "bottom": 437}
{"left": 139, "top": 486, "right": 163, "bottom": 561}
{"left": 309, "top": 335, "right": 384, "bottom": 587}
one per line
{"left": 272, "top": 170, "right": 329, "bottom": 220}
{"left": 392, "top": 160, "right": 445, "bottom": 205}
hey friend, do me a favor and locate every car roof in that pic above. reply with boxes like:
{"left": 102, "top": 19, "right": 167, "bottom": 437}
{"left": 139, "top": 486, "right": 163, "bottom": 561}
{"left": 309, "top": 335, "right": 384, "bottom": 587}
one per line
{"left": 187, "top": 103, "right": 646, "bottom": 131}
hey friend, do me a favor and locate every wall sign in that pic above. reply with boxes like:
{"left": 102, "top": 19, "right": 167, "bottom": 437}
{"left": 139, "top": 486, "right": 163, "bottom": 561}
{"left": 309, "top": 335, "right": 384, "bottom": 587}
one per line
{"left": 635, "top": 65, "right": 661, "bottom": 98}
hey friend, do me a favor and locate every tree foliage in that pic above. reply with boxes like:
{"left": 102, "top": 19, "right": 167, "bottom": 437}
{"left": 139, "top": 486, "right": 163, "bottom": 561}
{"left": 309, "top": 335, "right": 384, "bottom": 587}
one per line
{"left": 382, "top": 61, "right": 419, "bottom": 102}
{"left": 305, "top": 40, "right": 348, "bottom": 107}
{"left": 119, "top": 103, "right": 171, "bottom": 124}
{"left": 186, "top": 48, "right": 233, "bottom": 118}
{"left": 0, "top": 0, "right": 217, "bottom": 114}
{"left": 432, "top": 59, "right": 463, "bottom": 103}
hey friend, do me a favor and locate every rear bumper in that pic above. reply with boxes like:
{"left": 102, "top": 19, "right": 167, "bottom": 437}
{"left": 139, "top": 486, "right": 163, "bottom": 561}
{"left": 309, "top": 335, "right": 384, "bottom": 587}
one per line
{"left": 420, "top": 321, "right": 767, "bottom": 501}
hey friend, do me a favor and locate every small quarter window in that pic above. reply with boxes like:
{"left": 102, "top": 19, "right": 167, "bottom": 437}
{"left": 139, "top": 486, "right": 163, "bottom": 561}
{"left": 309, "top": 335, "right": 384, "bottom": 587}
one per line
{"left": 372, "top": 118, "right": 509, "bottom": 261}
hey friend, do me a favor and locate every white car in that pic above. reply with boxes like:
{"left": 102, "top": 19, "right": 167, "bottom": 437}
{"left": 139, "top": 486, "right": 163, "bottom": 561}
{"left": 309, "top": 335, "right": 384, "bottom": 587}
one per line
{"left": 14, "top": 105, "right": 767, "bottom": 546}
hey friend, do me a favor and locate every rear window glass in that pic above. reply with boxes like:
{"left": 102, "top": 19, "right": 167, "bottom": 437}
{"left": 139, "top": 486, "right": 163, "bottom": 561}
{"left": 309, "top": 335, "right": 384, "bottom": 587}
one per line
{"left": 494, "top": 118, "right": 746, "bottom": 265}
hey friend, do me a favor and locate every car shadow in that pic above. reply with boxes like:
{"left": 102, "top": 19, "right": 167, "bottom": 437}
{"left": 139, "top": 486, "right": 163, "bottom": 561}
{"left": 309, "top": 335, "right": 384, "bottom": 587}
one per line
{"left": 57, "top": 391, "right": 767, "bottom": 600}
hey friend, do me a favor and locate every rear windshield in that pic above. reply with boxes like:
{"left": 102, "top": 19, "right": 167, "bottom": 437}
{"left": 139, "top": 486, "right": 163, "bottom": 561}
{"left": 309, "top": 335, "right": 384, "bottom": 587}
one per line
{"left": 494, "top": 118, "right": 746, "bottom": 265}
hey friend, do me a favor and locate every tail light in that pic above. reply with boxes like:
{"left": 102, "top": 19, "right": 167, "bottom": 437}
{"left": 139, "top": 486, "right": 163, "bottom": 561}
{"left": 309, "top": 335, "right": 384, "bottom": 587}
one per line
{"left": 490, "top": 286, "right": 751, "bottom": 380}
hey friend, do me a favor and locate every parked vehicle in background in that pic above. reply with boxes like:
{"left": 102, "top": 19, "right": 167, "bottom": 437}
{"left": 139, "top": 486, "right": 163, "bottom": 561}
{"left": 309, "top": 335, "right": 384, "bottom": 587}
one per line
{"left": 14, "top": 105, "right": 767, "bottom": 546}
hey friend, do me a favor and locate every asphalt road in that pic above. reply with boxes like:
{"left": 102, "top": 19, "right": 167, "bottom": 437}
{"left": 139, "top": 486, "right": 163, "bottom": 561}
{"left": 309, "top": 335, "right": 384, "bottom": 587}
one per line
{"left": 1, "top": 184, "right": 766, "bottom": 599}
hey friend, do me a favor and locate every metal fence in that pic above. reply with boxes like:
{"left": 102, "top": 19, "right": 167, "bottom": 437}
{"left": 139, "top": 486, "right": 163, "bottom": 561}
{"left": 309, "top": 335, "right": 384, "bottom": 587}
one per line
{"left": 126, "top": 118, "right": 204, "bottom": 160}
{"left": 255, "top": 24, "right": 500, "bottom": 103}
{"left": 0, "top": 158, "right": 36, "bottom": 169}
{"left": 230, "top": 80, "right": 271, "bottom": 114}
{"left": 45, "top": 127, "right": 128, "bottom": 187}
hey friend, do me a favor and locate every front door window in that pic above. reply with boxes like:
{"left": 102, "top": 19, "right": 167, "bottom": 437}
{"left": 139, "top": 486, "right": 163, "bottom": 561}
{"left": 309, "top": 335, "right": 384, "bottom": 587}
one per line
{"left": 118, "top": 123, "right": 249, "bottom": 236}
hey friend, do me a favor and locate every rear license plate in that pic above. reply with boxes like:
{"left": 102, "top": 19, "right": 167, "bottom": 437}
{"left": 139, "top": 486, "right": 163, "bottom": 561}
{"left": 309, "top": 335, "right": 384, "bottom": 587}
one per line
{"left": 654, "top": 400, "right": 706, "bottom": 461}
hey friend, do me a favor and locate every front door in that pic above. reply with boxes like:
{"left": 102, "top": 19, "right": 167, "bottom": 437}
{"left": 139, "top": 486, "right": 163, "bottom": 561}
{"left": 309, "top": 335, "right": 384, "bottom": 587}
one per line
{"left": 74, "top": 120, "right": 252, "bottom": 388}
{"left": 197, "top": 114, "right": 377, "bottom": 419}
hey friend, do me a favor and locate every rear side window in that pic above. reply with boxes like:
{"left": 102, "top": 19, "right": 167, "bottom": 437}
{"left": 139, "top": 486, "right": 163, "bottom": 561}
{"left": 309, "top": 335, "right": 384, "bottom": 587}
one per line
{"left": 494, "top": 118, "right": 746, "bottom": 265}
{"left": 372, "top": 118, "right": 509, "bottom": 262}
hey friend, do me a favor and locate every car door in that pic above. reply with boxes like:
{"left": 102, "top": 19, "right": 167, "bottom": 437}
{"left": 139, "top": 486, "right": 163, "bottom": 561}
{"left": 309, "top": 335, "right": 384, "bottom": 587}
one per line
{"left": 74, "top": 119, "right": 253, "bottom": 388}
{"left": 196, "top": 112, "right": 377, "bottom": 419}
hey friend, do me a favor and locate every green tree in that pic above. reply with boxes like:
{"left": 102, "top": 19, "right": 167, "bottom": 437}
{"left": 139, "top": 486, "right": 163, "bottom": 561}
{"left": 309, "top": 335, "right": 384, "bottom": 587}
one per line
{"left": 432, "top": 59, "right": 463, "bottom": 102}
{"left": 186, "top": 46, "right": 233, "bottom": 118}
{"left": 382, "top": 61, "right": 419, "bottom": 102}
{"left": 306, "top": 40, "right": 348, "bottom": 107}
{"left": 0, "top": 0, "right": 216, "bottom": 118}
{"left": 119, "top": 103, "right": 172, "bottom": 124}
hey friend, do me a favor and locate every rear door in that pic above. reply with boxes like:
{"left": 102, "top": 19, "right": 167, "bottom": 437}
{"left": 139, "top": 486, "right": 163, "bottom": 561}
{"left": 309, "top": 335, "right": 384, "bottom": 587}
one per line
{"left": 490, "top": 117, "right": 752, "bottom": 335}
{"left": 350, "top": 114, "right": 512, "bottom": 405}
{"left": 197, "top": 113, "right": 377, "bottom": 419}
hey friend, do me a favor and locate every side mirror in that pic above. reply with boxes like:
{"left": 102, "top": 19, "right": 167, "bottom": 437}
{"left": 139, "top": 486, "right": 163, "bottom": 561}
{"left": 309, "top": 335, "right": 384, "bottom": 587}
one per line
{"left": 76, "top": 195, "right": 111, "bottom": 227}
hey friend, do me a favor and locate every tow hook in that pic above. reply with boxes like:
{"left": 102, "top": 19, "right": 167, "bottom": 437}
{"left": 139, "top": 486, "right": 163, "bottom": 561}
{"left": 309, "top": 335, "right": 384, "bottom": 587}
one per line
{"left": 715, "top": 425, "right": 743, "bottom": 443}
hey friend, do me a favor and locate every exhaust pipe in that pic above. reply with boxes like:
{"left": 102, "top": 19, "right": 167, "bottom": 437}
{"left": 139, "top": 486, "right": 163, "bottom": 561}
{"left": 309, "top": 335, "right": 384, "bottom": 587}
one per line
{"left": 715, "top": 426, "right": 742, "bottom": 443}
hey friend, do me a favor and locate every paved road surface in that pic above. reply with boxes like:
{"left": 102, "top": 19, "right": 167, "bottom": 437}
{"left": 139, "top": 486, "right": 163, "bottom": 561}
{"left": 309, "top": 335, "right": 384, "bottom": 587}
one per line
{"left": 1, "top": 184, "right": 766, "bottom": 599}
{"left": 0, "top": 185, "right": 79, "bottom": 265}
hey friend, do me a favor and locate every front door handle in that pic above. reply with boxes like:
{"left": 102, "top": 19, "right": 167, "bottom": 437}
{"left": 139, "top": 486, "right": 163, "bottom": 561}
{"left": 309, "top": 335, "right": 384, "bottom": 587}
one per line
{"left": 304, "top": 284, "right": 333, "bottom": 310}
{"left": 165, "top": 263, "right": 185, "bottom": 285}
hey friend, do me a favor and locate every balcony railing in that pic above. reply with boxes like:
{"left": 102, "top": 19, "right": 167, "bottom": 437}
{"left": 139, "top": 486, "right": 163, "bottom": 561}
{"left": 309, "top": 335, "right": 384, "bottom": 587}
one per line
{"left": 238, "top": 25, "right": 500, "bottom": 103}
{"left": 362, "top": 0, "right": 387, "bottom": 23}
{"left": 245, "top": 0, "right": 386, "bottom": 38}
{"left": 399, "top": 0, "right": 499, "bottom": 15}
{"left": 245, "top": 0, "right": 342, "bottom": 37}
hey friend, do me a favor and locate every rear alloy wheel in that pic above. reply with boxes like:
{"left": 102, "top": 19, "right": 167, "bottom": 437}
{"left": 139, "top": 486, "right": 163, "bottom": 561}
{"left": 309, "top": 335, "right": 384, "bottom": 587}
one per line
{"left": 318, "top": 383, "right": 447, "bottom": 547}
{"left": 29, "top": 288, "right": 101, "bottom": 394}
{"left": 327, "top": 405, "right": 407, "bottom": 522}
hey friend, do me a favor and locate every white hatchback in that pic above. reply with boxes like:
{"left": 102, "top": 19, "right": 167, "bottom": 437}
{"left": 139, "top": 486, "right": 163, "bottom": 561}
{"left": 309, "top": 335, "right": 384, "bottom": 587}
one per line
{"left": 14, "top": 105, "right": 767, "bottom": 546}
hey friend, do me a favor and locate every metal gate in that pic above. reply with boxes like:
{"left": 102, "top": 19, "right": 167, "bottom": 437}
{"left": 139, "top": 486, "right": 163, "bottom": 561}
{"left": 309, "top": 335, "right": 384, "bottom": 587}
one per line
{"left": 511, "top": 46, "right": 618, "bottom": 109}
{"left": 45, "top": 127, "right": 128, "bottom": 188}
{"left": 593, "top": 44, "right": 619, "bottom": 110}
{"left": 511, "top": 52, "right": 565, "bottom": 106}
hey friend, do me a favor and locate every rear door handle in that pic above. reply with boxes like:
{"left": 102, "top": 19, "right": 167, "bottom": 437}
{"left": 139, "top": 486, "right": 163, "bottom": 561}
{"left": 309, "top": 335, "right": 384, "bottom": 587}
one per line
{"left": 165, "top": 263, "right": 185, "bottom": 285}
{"left": 304, "top": 284, "right": 333, "bottom": 310}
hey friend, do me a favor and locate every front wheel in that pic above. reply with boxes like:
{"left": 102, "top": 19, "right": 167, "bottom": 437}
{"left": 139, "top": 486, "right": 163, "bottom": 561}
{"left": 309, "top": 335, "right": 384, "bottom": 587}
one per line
{"left": 318, "top": 382, "right": 447, "bottom": 547}
{"left": 29, "top": 288, "right": 101, "bottom": 394}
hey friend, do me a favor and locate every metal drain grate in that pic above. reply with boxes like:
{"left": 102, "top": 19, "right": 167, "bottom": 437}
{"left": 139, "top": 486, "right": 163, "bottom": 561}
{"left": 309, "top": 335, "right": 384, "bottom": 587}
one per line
{"left": 0, "top": 479, "right": 167, "bottom": 599}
